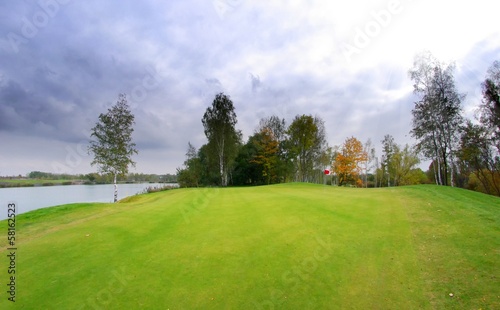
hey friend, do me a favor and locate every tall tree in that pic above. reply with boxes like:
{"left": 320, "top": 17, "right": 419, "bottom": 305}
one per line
{"left": 362, "top": 139, "right": 375, "bottom": 187}
{"left": 202, "top": 93, "right": 241, "bottom": 186}
{"left": 391, "top": 144, "right": 421, "bottom": 186}
{"left": 89, "top": 94, "right": 138, "bottom": 202}
{"left": 197, "top": 144, "right": 221, "bottom": 186}
{"left": 381, "top": 134, "right": 396, "bottom": 186}
{"left": 458, "top": 61, "right": 500, "bottom": 195}
{"left": 251, "top": 127, "right": 279, "bottom": 185}
{"left": 409, "top": 52, "right": 465, "bottom": 186}
{"left": 334, "top": 136, "right": 367, "bottom": 186}
{"left": 458, "top": 121, "right": 500, "bottom": 195}
{"left": 257, "top": 116, "right": 292, "bottom": 182}
{"left": 376, "top": 139, "right": 423, "bottom": 187}
{"left": 232, "top": 135, "right": 263, "bottom": 185}
{"left": 257, "top": 116, "right": 287, "bottom": 144}
{"left": 479, "top": 60, "right": 500, "bottom": 149}
{"left": 177, "top": 142, "right": 202, "bottom": 187}
{"left": 330, "top": 145, "right": 341, "bottom": 186}
{"left": 287, "top": 115, "right": 327, "bottom": 182}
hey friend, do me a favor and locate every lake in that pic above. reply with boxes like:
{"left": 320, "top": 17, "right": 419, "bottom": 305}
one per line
{"left": 0, "top": 183, "right": 177, "bottom": 220}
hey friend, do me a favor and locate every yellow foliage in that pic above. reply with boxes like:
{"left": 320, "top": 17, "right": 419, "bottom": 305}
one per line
{"left": 334, "top": 136, "right": 367, "bottom": 186}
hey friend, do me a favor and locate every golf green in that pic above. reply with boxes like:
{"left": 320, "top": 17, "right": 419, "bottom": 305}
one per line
{"left": 1, "top": 184, "right": 499, "bottom": 309}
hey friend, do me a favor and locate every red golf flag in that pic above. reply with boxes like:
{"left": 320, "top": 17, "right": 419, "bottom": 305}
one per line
{"left": 324, "top": 169, "right": 330, "bottom": 175}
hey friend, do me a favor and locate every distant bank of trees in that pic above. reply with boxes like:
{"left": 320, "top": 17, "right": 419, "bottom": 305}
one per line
{"left": 23, "top": 171, "right": 177, "bottom": 184}
{"left": 178, "top": 54, "right": 500, "bottom": 197}
{"left": 27, "top": 171, "right": 80, "bottom": 180}
{"left": 85, "top": 172, "right": 177, "bottom": 184}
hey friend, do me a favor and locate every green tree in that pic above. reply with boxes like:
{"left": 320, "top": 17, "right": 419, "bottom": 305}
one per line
{"left": 409, "top": 52, "right": 465, "bottom": 186}
{"left": 202, "top": 93, "right": 241, "bottom": 186}
{"left": 391, "top": 144, "right": 421, "bottom": 186}
{"left": 479, "top": 60, "right": 500, "bottom": 148}
{"left": 197, "top": 144, "right": 221, "bottom": 186}
{"left": 454, "top": 60, "right": 500, "bottom": 195}
{"left": 177, "top": 142, "right": 202, "bottom": 187}
{"left": 89, "top": 94, "right": 138, "bottom": 202}
{"left": 233, "top": 135, "right": 264, "bottom": 186}
{"left": 458, "top": 121, "right": 500, "bottom": 195}
{"left": 287, "top": 115, "right": 327, "bottom": 182}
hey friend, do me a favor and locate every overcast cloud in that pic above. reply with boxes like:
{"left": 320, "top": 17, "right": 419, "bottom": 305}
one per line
{"left": 0, "top": 0, "right": 499, "bottom": 175}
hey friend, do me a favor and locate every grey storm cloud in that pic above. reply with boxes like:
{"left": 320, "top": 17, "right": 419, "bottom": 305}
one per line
{"left": 0, "top": 0, "right": 499, "bottom": 175}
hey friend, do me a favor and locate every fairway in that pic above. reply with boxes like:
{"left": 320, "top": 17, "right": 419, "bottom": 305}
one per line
{"left": 1, "top": 184, "right": 499, "bottom": 309}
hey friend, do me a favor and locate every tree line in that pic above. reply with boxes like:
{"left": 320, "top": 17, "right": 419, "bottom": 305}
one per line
{"left": 177, "top": 101, "right": 425, "bottom": 188}
{"left": 23, "top": 171, "right": 177, "bottom": 184}
{"left": 177, "top": 53, "right": 500, "bottom": 196}
{"left": 85, "top": 53, "right": 499, "bottom": 197}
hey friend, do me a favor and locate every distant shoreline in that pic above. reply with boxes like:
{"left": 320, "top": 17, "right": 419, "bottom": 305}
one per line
{"left": 0, "top": 179, "right": 178, "bottom": 189}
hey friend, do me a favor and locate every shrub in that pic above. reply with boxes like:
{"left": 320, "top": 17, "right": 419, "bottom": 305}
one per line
{"left": 141, "top": 185, "right": 178, "bottom": 194}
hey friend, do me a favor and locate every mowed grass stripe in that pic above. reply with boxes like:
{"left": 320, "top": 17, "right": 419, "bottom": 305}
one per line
{"left": 0, "top": 184, "right": 498, "bottom": 309}
{"left": 398, "top": 185, "right": 500, "bottom": 308}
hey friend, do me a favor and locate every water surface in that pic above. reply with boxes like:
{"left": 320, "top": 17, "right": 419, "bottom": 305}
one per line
{"left": 0, "top": 183, "right": 176, "bottom": 220}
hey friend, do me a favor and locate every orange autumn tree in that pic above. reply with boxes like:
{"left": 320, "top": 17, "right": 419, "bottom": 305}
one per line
{"left": 334, "top": 136, "right": 368, "bottom": 186}
{"left": 251, "top": 127, "right": 279, "bottom": 184}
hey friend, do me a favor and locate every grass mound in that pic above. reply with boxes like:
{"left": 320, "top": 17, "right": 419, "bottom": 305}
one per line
{"left": 1, "top": 184, "right": 498, "bottom": 309}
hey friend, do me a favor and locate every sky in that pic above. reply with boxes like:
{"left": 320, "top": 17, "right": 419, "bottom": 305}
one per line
{"left": 0, "top": 0, "right": 499, "bottom": 176}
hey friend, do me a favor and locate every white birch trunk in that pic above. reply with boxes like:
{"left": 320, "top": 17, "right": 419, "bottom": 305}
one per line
{"left": 449, "top": 157, "right": 455, "bottom": 187}
{"left": 433, "top": 161, "right": 438, "bottom": 185}
{"left": 113, "top": 173, "right": 118, "bottom": 203}
{"left": 218, "top": 137, "right": 226, "bottom": 186}
{"left": 436, "top": 158, "right": 442, "bottom": 185}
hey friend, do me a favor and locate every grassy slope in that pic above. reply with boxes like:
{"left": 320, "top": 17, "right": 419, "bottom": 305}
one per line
{"left": 0, "top": 184, "right": 498, "bottom": 309}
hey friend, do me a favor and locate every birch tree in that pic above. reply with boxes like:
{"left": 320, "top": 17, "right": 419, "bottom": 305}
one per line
{"left": 479, "top": 60, "right": 500, "bottom": 148}
{"left": 202, "top": 93, "right": 240, "bottom": 186}
{"left": 89, "top": 94, "right": 138, "bottom": 202}
{"left": 363, "top": 138, "right": 375, "bottom": 187}
{"left": 409, "top": 52, "right": 464, "bottom": 186}
{"left": 381, "top": 134, "right": 396, "bottom": 186}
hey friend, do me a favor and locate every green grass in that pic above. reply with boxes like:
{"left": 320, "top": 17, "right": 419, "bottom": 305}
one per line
{"left": 0, "top": 184, "right": 498, "bottom": 309}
